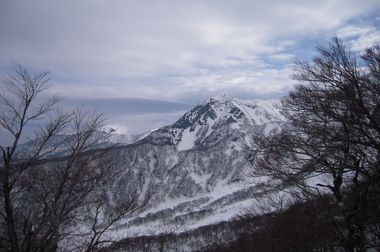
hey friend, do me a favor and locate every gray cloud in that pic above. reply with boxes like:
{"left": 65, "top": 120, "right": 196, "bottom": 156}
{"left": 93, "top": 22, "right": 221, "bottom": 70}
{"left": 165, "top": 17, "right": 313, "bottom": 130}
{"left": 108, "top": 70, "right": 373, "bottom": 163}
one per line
{"left": 59, "top": 97, "right": 192, "bottom": 135}
{"left": 1, "top": 1, "right": 378, "bottom": 80}
{"left": 0, "top": 0, "right": 379, "bottom": 135}
{"left": 61, "top": 97, "right": 192, "bottom": 114}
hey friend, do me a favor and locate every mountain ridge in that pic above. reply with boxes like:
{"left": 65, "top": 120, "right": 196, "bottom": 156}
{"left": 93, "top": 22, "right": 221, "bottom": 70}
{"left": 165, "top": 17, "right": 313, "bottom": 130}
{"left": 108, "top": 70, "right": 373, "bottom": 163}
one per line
{"left": 105, "top": 95, "right": 287, "bottom": 243}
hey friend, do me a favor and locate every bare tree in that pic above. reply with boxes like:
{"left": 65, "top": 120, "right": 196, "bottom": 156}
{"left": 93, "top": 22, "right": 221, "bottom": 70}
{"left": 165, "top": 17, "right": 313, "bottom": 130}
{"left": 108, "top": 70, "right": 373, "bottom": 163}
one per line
{"left": 0, "top": 64, "right": 139, "bottom": 252}
{"left": 249, "top": 38, "right": 380, "bottom": 251}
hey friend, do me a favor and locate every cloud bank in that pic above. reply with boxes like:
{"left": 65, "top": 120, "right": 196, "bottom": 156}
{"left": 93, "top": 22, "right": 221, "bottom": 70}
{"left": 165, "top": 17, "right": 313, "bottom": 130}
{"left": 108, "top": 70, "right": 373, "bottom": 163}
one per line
{"left": 0, "top": 0, "right": 379, "bottom": 136}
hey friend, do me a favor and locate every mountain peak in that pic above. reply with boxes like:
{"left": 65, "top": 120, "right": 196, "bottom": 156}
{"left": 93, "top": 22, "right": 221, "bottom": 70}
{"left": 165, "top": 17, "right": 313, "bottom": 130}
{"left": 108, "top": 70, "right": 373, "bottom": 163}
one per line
{"left": 171, "top": 96, "right": 282, "bottom": 131}
{"left": 209, "top": 94, "right": 232, "bottom": 102}
{"left": 138, "top": 96, "right": 284, "bottom": 150}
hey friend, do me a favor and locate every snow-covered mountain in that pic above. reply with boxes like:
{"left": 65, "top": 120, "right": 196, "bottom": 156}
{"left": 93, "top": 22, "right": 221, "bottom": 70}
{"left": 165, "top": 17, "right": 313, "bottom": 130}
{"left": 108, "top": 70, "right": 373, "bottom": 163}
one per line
{"left": 106, "top": 95, "right": 287, "bottom": 243}
{"left": 16, "top": 127, "right": 132, "bottom": 159}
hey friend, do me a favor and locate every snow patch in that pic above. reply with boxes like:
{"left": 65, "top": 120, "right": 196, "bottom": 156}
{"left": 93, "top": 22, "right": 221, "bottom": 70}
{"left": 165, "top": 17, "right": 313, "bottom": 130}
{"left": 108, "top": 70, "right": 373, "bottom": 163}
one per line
{"left": 177, "top": 128, "right": 197, "bottom": 151}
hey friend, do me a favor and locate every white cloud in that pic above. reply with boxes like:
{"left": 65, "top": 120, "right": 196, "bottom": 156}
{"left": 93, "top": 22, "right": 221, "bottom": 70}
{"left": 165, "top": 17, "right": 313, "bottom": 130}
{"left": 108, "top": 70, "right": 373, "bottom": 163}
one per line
{"left": 166, "top": 64, "right": 295, "bottom": 102}
{"left": 337, "top": 24, "right": 380, "bottom": 51}
{"left": 0, "top": 0, "right": 379, "bottom": 105}
{"left": 351, "top": 29, "right": 380, "bottom": 51}
{"left": 1, "top": 0, "right": 379, "bottom": 134}
{"left": 337, "top": 25, "right": 373, "bottom": 38}
{"left": 268, "top": 53, "right": 296, "bottom": 62}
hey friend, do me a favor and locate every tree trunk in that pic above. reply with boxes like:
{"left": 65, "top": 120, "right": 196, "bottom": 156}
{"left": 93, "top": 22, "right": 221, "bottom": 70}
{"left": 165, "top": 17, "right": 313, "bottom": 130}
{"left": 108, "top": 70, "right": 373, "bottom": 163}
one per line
{"left": 346, "top": 214, "right": 366, "bottom": 252}
{"left": 2, "top": 161, "right": 19, "bottom": 252}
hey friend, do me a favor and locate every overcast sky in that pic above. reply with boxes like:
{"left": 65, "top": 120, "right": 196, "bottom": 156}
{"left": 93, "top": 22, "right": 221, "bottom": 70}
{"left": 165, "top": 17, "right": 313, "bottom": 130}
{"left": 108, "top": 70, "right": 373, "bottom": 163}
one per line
{"left": 1, "top": 0, "right": 380, "bottom": 139}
